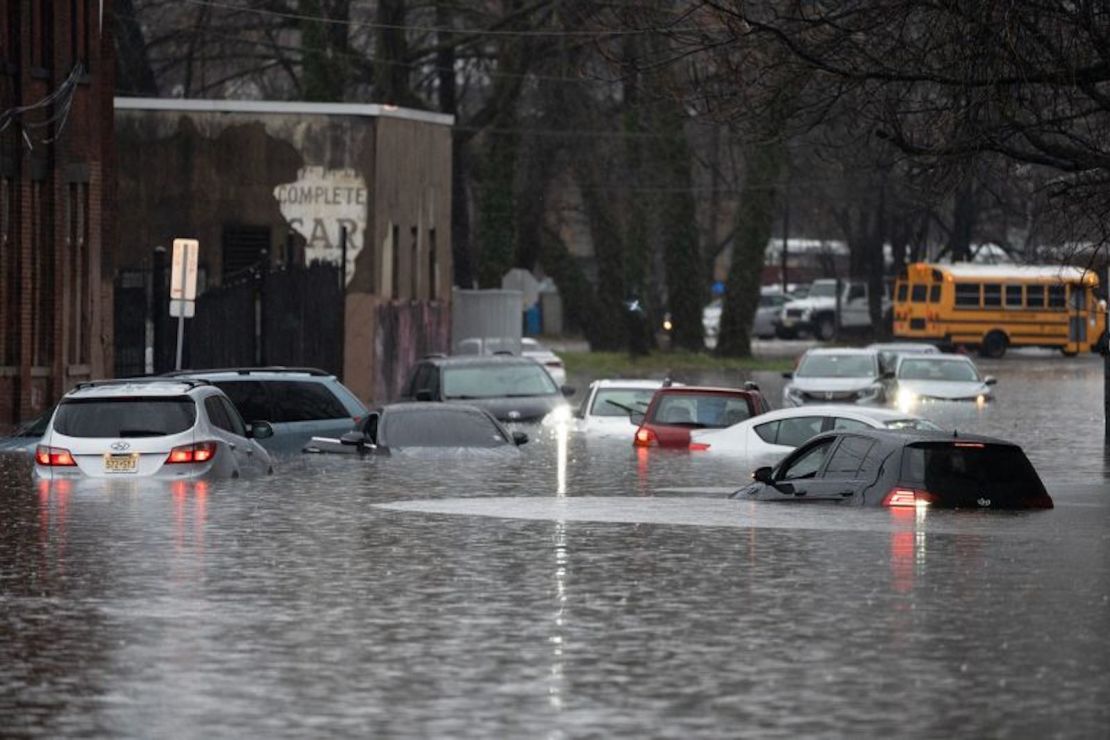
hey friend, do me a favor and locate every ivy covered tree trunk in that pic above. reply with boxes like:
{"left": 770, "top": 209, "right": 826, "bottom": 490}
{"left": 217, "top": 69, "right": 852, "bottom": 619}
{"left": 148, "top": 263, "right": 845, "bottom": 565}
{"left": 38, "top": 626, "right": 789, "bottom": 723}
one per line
{"left": 657, "top": 123, "right": 705, "bottom": 350}
{"left": 302, "top": 0, "right": 350, "bottom": 101}
{"left": 476, "top": 128, "right": 519, "bottom": 289}
{"left": 718, "top": 135, "right": 787, "bottom": 357}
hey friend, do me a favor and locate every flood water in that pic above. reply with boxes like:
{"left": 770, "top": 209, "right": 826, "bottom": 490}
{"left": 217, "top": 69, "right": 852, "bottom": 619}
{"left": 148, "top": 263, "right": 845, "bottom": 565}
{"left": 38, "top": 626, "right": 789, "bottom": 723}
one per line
{"left": 2, "top": 352, "right": 1108, "bottom": 737}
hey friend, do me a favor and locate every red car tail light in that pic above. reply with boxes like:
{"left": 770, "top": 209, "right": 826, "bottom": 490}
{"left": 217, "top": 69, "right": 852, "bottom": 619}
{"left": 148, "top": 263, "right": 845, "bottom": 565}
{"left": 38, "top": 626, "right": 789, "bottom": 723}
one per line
{"left": 35, "top": 445, "right": 77, "bottom": 466}
{"left": 633, "top": 427, "right": 657, "bottom": 447}
{"left": 688, "top": 442, "right": 711, "bottom": 451}
{"left": 166, "top": 441, "right": 218, "bottom": 464}
{"left": 882, "top": 487, "right": 938, "bottom": 507}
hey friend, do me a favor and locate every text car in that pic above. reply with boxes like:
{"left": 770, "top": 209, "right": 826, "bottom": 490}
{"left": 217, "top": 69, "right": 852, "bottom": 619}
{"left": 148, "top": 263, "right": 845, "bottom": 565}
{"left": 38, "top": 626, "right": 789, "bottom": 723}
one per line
{"left": 34, "top": 379, "right": 274, "bottom": 480}
{"left": 735, "top": 429, "right": 1052, "bottom": 509}
{"left": 782, "top": 348, "right": 885, "bottom": 407}
{"left": 633, "top": 384, "right": 771, "bottom": 449}
{"left": 304, "top": 402, "right": 527, "bottom": 456}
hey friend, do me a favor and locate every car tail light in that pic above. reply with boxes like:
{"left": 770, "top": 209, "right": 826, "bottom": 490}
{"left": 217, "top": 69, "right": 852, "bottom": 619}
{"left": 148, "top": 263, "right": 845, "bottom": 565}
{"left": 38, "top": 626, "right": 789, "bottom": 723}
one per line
{"left": 688, "top": 442, "right": 711, "bottom": 451}
{"left": 633, "top": 427, "right": 657, "bottom": 447}
{"left": 882, "top": 487, "right": 938, "bottom": 507}
{"left": 166, "top": 442, "right": 218, "bottom": 464}
{"left": 35, "top": 445, "right": 76, "bottom": 466}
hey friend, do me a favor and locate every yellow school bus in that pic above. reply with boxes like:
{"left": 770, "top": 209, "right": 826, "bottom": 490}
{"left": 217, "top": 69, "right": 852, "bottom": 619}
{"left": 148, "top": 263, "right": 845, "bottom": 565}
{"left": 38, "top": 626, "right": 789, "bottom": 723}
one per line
{"left": 892, "top": 262, "right": 1105, "bottom": 357}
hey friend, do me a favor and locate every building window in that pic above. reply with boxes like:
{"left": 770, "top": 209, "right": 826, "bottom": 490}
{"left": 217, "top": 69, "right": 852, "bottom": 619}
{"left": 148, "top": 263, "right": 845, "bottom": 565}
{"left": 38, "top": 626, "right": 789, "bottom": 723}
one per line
{"left": 428, "top": 228, "right": 437, "bottom": 301}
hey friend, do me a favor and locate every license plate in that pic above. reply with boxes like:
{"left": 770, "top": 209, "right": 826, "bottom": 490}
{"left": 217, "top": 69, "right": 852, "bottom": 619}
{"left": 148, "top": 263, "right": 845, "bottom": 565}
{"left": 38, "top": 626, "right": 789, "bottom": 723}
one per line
{"left": 104, "top": 453, "right": 139, "bottom": 473}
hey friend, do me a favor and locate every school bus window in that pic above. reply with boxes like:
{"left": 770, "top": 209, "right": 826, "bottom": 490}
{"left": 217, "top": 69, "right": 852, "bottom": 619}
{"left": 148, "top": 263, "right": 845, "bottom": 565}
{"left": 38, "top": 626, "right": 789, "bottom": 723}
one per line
{"left": 911, "top": 284, "right": 927, "bottom": 303}
{"left": 1004, "top": 284, "right": 1023, "bottom": 308}
{"left": 1048, "top": 284, "right": 1066, "bottom": 309}
{"left": 955, "top": 283, "right": 981, "bottom": 307}
{"left": 1027, "top": 284, "right": 1045, "bottom": 307}
{"left": 929, "top": 284, "right": 941, "bottom": 303}
{"left": 1069, "top": 288, "right": 1085, "bottom": 309}
{"left": 983, "top": 284, "right": 1002, "bottom": 307}
{"left": 897, "top": 283, "right": 908, "bottom": 302}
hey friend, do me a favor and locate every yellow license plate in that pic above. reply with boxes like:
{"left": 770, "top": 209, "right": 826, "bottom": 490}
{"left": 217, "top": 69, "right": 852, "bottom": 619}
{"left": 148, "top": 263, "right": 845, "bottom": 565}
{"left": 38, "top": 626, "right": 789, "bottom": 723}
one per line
{"left": 104, "top": 453, "right": 139, "bottom": 473}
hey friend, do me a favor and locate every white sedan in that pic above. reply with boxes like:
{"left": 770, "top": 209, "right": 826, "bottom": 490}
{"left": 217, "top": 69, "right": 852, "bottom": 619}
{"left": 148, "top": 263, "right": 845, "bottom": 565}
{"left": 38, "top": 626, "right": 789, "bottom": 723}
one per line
{"left": 689, "top": 405, "right": 939, "bottom": 465}
{"left": 575, "top": 379, "right": 675, "bottom": 437}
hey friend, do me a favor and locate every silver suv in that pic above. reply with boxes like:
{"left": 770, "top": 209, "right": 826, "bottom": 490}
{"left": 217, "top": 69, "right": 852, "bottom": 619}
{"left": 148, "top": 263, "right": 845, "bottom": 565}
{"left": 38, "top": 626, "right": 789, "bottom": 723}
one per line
{"left": 167, "top": 368, "right": 368, "bottom": 456}
{"left": 34, "top": 379, "right": 274, "bottom": 480}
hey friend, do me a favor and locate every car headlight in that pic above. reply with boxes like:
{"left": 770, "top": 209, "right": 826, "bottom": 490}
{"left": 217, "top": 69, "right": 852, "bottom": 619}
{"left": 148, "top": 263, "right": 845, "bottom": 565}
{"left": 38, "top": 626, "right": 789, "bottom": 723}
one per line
{"left": 542, "top": 406, "right": 572, "bottom": 426}
{"left": 896, "top": 387, "right": 917, "bottom": 410}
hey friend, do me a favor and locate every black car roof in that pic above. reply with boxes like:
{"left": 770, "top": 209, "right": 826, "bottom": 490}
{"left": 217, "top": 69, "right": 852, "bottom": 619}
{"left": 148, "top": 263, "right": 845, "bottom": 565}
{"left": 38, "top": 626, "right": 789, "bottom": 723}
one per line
{"left": 807, "top": 427, "right": 1018, "bottom": 448}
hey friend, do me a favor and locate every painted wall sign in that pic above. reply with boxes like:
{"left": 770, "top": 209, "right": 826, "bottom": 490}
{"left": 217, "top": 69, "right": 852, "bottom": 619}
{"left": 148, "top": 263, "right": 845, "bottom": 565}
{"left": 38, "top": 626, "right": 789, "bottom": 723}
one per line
{"left": 274, "top": 166, "right": 368, "bottom": 283}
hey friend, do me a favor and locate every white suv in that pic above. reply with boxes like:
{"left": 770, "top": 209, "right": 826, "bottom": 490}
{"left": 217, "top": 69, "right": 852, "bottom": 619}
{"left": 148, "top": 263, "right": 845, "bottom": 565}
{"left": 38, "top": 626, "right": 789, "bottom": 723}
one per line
{"left": 34, "top": 379, "right": 274, "bottom": 480}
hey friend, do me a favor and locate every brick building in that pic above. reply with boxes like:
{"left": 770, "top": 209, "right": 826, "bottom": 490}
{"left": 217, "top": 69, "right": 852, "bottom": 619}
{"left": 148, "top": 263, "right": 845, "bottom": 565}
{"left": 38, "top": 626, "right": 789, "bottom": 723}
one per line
{"left": 0, "top": 2, "right": 114, "bottom": 430}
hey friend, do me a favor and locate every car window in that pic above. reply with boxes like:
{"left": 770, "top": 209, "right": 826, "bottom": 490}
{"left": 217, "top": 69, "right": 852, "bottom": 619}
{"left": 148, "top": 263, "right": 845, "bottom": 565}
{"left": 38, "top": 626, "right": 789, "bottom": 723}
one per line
{"left": 219, "top": 397, "right": 247, "bottom": 437}
{"left": 266, "top": 381, "right": 350, "bottom": 422}
{"left": 651, "top": 394, "right": 751, "bottom": 428}
{"left": 823, "top": 436, "right": 878, "bottom": 480}
{"left": 53, "top": 397, "right": 196, "bottom": 438}
{"left": 215, "top": 381, "right": 272, "bottom": 422}
{"left": 204, "top": 396, "right": 233, "bottom": 433}
{"left": 778, "top": 438, "right": 835, "bottom": 480}
{"left": 775, "top": 416, "right": 826, "bottom": 446}
{"left": 410, "top": 364, "right": 433, "bottom": 395}
{"left": 442, "top": 364, "right": 557, "bottom": 399}
{"left": 754, "top": 420, "right": 779, "bottom": 444}
{"left": 381, "top": 408, "right": 509, "bottom": 447}
{"left": 847, "top": 284, "right": 866, "bottom": 302}
{"left": 832, "top": 417, "right": 871, "bottom": 432}
{"left": 911, "top": 284, "right": 927, "bottom": 303}
{"left": 898, "top": 359, "right": 980, "bottom": 382}
{"left": 590, "top": 388, "right": 656, "bottom": 418}
{"left": 796, "top": 354, "right": 876, "bottom": 378}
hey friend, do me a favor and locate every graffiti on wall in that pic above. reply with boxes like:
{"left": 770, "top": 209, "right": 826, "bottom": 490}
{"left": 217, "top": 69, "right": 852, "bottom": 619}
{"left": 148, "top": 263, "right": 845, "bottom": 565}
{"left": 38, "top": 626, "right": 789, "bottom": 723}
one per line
{"left": 274, "top": 166, "right": 368, "bottom": 283}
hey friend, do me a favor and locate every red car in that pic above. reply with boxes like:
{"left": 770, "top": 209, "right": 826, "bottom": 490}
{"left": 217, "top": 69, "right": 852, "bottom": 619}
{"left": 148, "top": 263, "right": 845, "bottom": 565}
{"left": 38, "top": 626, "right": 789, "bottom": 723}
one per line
{"left": 632, "top": 384, "right": 771, "bottom": 449}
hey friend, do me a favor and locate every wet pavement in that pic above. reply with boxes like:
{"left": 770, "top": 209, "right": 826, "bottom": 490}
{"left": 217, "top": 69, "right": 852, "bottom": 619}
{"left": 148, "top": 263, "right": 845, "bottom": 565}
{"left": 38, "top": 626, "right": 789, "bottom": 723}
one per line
{"left": 1, "top": 351, "right": 1109, "bottom": 737}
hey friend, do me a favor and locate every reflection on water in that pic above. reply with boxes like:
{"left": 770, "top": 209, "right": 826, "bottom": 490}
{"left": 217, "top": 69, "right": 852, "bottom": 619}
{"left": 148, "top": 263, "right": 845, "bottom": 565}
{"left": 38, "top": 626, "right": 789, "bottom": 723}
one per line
{"left": 0, "top": 353, "right": 1108, "bottom": 736}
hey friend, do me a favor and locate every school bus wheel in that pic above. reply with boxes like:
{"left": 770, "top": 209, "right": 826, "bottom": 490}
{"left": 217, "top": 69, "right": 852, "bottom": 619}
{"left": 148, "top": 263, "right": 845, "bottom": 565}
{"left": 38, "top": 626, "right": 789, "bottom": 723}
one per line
{"left": 980, "top": 330, "right": 1008, "bottom": 359}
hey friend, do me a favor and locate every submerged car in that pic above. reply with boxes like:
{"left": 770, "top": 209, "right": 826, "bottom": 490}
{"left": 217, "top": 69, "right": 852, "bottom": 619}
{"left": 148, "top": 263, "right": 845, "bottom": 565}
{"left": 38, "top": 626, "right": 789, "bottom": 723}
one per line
{"left": 782, "top": 348, "right": 885, "bottom": 407}
{"left": 735, "top": 428, "right": 1052, "bottom": 509}
{"left": 890, "top": 354, "right": 997, "bottom": 410}
{"left": 521, "top": 338, "right": 567, "bottom": 386}
{"left": 689, "top": 405, "right": 939, "bottom": 463}
{"left": 632, "top": 384, "right": 771, "bottom": 449}
{"left": 867, "top": 342, "right": 941, "bottom": 374}
{"left": 34, "top": 379, "right": 274, "bottom": 480}
{"left": 575, "top": 379, "right": 678, "bottom": 437}
{"left": 166, "top": 367, "right": 368, "bottom": 456}
{"left": 0, "top": 408, "right": 53, "bottom": 456}
{"left": 401, "top": 355, "right": 574, "bottom": 423}
{"left": 304, "top": 402, "right": 527, "bottom": 455}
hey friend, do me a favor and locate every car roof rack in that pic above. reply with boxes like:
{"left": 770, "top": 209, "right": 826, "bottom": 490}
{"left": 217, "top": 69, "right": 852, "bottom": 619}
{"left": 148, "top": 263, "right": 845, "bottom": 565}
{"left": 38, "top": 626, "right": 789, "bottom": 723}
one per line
{"left": 162, "top": 366, "right": 332, "bottom": 377}
{"left": 72, "top": 377, "right": 212, "bottom": 391}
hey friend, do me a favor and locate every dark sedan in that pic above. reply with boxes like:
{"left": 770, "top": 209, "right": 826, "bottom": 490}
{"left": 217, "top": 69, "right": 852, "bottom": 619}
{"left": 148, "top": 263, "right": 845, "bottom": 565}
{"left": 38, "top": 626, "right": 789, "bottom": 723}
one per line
{"left": 303, "top": 402, "right": 527, "bottom": 456}
{"left": 734, "top": 428, "right": 1053, "bottom": 509}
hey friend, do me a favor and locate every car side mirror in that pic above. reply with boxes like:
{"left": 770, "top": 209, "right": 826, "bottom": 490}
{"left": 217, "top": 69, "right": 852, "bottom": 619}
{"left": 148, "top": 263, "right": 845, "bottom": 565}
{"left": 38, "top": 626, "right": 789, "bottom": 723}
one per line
{"left": 781, "top": 372, "right": 793, "bottom": 380}
{"left": 752, "top": 466, "right": 774, "bottom": 484}
{"left": 743, "top": 381, "right": 760, "bottom": 391}
{"left": 629, "top": 411, "right": 645, "bottom": 425}
{"left": 984, "top": 376, "right": 998, "bottom": 386}
{"left": 512, "top": 431, "right": 529, "bottom": 446}
{"left": 248, "top": 421, "right": 274, "bottom": 440}
{"left": 561, "top": 385, "right": 576, "bottom": 398}
{"left": 414, "top": 389, "right": 433, "bottom": 402}
{"left": 340, "top": 431, "right": 367, "bottom": 446}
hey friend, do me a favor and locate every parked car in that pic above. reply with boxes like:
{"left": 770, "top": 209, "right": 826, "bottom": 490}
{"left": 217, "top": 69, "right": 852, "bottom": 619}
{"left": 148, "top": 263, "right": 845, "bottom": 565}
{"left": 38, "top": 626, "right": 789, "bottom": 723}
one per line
{"left": 782, "top": 348, "right": 885, "bottom": 407}
{"left": 304, "top": 402, "right": 527, "bottom": 456}
{"left": 867, "top": 342, "right": 941, "bottom": 374}
{"left": 703, "top": 289, "right": 794, "bottom": 349}
{"left": 632, "top": 384, "right": 771, "bottom": 449}
{"left": 521, "top": 338, "right": 567, "bottom": 386}
{"left": 889, "top": 354, "right": 997, "bottom": 410}
{"left": 400, "top": 355, "right": 574, "bottom": 423}
{"left": 575, "top": 379, "right": 679, "bottom": 437}
{"left": 735, "top": 428, "right": 1053, "bottom": 509}
{"left": 34, "top": 378, "right": 274, "bottom": 481}
{"left": 166, "top": 367, "right": 367, "bottom": 457}
{"left": 775, "top": 278, "right": 891, "bottom": 340}
{"left": 0, "top": 407, "right": 53, "bottom": 456}
{"left": 689, "top": 405, "right": 940, "bottom": 464}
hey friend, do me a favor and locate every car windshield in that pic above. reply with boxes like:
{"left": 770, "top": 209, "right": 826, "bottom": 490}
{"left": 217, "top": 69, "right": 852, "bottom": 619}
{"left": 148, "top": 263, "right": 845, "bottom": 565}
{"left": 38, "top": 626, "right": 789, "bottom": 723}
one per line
{"left": 796, "top": 354, "right": 876, "bottom": 378}
{"left": 808, "top": 282, "right": 837, "bottom": 298}
{"left": 884, "top": 418, "right": 941, "bottom": 431}
{"left": 590, "top": 388, "right": 657, "bottom": 417}
{"left": 649, "top": 393, "right": 751, "bottom": 429}
{"left": 53, "top": 397, "right": 197, "bottom": 438}
{"left": 898, "top": 359, "right": 980, "bottom": 382}
{"left": 381, "top": 409, "right": 508, "bottom": 447}
{"left": 442, "top": 364, "right": 558, "bottom": 399}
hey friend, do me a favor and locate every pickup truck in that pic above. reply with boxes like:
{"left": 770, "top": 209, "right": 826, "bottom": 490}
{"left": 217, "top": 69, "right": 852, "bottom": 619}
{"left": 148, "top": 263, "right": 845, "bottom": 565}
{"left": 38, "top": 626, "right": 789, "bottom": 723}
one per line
{"left": 774, "top": 279, "right": 891, "bottom": 340}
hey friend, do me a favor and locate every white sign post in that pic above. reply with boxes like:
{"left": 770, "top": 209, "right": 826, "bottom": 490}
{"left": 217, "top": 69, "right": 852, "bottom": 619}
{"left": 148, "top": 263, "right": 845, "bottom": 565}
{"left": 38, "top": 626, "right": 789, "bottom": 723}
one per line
{"left": 170, "top": 239, "right": 199, "bottom": 370}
